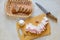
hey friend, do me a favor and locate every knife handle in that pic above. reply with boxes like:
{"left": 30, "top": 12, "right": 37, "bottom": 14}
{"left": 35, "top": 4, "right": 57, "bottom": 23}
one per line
{"left": 46, "top": 12, "right": 57, "bottom": 22}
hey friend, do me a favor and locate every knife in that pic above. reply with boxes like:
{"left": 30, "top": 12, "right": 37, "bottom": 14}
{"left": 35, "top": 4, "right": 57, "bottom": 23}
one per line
{"left": 35, "top": 2, "right": 57, "bottom": 22}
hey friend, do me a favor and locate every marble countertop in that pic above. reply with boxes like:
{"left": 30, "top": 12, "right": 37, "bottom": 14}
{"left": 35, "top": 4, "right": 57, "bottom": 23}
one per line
{"left": 0, "top": 0, "right": 60, "bottom": 40}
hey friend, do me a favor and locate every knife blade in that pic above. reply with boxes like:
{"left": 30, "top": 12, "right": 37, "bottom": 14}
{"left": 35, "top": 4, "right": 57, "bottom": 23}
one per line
{"left": 35, "top": 2, "right": 57, "bottom": 22}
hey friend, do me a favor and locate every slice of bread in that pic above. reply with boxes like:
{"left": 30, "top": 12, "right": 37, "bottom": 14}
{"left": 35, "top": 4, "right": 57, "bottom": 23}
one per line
{"left": 16, "top": 13, "right": 51, "bottom": 40}
{"left": 5, "top": 0, "right": 32, "bottom": 18}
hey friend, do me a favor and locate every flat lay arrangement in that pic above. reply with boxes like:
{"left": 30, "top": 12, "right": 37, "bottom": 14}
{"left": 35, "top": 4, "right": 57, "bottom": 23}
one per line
{"left": 4, "top": 0, "right": 58, "bottom": 40}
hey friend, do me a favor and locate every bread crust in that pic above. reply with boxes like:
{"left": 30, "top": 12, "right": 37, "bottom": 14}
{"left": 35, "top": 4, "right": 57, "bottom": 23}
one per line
{"left": 5, "top": 0, "right": 32, "bottom": 18}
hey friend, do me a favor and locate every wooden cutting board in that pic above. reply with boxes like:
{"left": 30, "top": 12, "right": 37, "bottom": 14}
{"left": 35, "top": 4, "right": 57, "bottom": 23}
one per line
{"left": 16, "top": 13, "right": 51, "bottom": 40}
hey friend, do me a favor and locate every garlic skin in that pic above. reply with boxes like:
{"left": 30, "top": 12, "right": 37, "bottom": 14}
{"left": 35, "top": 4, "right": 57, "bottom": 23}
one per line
{"left": 26, "top": 17, "right": 48, "bottom": 34}
{"left": 19, "top": 20, "right": 25, "bottom": 26}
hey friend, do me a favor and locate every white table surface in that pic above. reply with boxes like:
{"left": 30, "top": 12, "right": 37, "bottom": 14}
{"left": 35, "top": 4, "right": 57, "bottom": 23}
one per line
{"left": 0, "top": 0, "right": 60, "bottom": 40}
